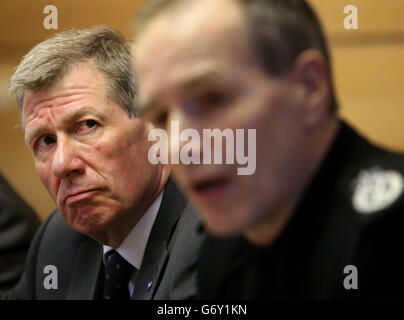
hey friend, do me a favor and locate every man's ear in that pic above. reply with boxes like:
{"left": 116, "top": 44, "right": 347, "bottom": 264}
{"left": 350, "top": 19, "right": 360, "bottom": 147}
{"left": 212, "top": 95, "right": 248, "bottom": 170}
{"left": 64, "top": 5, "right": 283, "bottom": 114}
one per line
{"left": 290, "top": 49, "right": 331, "bottom": 128}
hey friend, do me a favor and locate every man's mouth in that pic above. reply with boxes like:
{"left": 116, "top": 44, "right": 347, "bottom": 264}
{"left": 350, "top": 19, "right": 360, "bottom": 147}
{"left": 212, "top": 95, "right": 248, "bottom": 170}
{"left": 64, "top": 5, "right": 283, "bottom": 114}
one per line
{"left": 65, "top": 189, "right": 100, "bottom": 207}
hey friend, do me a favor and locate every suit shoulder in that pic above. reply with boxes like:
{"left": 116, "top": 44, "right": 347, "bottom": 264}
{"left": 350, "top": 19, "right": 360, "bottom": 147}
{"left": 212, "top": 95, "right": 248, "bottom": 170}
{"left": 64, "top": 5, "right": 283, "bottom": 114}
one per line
{"left": 36, "top": 210, "right": 97, "bottom": 261}
{"left": 168, "top": 204, "right": 205, "bottom": 254}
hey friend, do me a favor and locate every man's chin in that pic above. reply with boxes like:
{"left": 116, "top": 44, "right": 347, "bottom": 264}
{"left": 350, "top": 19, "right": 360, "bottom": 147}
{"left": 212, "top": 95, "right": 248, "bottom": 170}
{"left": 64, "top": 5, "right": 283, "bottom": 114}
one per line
{"left": 64, "top": 208, "right": 105, "bottom": 237}
{"left": 201, "top": 207, "right": 247, "bottom": 238}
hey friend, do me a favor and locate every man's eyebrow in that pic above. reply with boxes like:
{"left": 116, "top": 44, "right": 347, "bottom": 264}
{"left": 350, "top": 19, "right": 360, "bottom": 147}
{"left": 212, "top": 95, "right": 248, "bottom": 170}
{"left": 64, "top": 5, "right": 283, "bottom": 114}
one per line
{"left": 180, "top": 71, "right": 224, "bottom": 95}
{"left": 139, "top": 71, "right": 222, "bottom": 116}
{"left": 61, "top": 107, "right": 106, "bottom": 123}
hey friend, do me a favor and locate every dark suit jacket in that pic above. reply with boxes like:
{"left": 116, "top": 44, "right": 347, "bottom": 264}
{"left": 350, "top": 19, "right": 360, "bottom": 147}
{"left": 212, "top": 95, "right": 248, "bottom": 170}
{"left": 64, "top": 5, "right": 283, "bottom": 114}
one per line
{"left": 199, "top": 121, "right": 404, "bottom": 299}
{"left": 3, "top": 178, "right": 203, "bottom": 300}
{"left": 0, "top": 173, "right": 40, "bottom": 296}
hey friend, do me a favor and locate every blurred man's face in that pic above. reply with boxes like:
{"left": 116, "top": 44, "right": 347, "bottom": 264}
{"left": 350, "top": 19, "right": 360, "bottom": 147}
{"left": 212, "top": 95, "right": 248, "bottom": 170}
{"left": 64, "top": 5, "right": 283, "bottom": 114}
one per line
{"left": 23, "top": 62, "right": 163, "bottom": 244}
{"left": 135, "top": 0, "right": 309, "bottom": 236}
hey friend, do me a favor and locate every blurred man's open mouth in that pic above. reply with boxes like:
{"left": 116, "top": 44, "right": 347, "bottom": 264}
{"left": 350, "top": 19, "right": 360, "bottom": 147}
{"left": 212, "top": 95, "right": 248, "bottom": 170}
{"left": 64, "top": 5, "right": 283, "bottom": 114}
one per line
{"left": 190, "top": 177, "right": 230, "bottom": 201}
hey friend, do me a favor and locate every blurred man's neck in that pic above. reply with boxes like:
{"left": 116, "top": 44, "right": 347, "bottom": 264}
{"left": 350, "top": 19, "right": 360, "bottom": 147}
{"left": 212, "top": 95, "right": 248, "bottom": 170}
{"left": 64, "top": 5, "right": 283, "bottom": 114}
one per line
{"left": 244, "top": 117, "right": 339, "bottom": 247}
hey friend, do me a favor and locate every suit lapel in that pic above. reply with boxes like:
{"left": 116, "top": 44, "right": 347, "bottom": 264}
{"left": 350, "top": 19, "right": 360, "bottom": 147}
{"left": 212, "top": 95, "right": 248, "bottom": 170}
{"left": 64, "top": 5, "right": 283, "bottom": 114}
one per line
{"left": 133, "top": 178, "right": 187, "bottom": 299}
{"left": 66, "top": 241, "right": 103, "bottom": 300}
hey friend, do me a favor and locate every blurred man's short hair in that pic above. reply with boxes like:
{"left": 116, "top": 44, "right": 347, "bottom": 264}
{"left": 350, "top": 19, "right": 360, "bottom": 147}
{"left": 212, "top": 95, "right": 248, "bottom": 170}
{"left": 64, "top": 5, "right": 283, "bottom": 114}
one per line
{"left": 135, "top": 0, "right": 338, "bottom": 113}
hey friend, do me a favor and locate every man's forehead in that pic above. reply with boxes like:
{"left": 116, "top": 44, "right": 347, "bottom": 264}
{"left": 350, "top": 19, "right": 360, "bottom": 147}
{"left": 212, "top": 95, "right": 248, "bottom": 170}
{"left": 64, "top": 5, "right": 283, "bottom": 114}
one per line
{"left": 22, "top": 63, "right": 107, "bottom": 125}
{"left": 136, "top": 0, "right": 251, "bottom": 84}
{"left": 23, "top": 92, "right": 94, "bottom": 138}
{"left": 137, "top": 0, "right": 245, "bottom": 57}
{"left": 22, "top": 89, "right": 55, "bottom": 129}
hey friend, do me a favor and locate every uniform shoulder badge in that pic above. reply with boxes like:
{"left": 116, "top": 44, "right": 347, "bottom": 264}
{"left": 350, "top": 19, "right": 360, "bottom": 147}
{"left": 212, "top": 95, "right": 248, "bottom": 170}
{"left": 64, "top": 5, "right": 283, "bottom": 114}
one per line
{"left": 352, "top": 167, "right": 404, "bottom": 214}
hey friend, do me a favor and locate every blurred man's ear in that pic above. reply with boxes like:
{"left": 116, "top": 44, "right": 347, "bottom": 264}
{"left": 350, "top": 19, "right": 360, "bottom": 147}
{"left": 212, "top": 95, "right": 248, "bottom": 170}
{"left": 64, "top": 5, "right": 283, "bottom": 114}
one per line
{"left": 290, "top": 49, "right": 332, "bottom": 128}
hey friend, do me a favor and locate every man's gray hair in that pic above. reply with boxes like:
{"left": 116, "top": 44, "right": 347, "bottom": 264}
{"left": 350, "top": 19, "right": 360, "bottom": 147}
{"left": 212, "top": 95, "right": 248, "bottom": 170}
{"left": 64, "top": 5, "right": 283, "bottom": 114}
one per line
{"left": 134, "top": 0, "right": 338, "bottom": 113}
{"left": 9, "top": 25, "right": 137, "bottom": 125}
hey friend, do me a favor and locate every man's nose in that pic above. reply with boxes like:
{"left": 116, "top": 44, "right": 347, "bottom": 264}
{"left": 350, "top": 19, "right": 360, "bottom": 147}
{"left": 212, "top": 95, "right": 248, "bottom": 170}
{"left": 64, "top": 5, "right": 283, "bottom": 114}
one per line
{"left": 51, "top": 137, "right": 84, "bottom": 179}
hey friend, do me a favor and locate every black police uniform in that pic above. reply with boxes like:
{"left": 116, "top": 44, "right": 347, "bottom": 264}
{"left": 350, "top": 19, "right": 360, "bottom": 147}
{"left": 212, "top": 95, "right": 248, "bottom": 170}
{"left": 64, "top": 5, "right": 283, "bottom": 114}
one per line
{"left": 198, "top": 121, "right": 404, "bottom": 299}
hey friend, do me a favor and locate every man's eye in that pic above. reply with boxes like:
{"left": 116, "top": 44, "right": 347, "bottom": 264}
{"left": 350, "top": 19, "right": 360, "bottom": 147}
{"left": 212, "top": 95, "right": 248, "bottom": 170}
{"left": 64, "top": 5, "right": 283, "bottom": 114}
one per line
{"left": 37, "top": 135, "right": 56, "bottom": 148}
{"left": 84, "top": 119, "right": 97, "bottom": 128}
{"left": 153, "top": 111, "right": 168, "bottom": 128}
{"left": 76, "top": 119, "right": 98, "bottom": 134}
{"left": 184, "top": 90, "right": 230, "bottom": 115}
{"left": 201, "top": 90, "right": 229, "bottom": 107}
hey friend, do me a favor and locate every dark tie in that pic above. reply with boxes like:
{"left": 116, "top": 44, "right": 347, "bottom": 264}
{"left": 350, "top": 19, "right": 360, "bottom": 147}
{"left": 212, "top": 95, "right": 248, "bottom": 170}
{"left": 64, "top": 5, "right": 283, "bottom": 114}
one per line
{"left": 103, "top": 250, "right": 135, "bottom": 300}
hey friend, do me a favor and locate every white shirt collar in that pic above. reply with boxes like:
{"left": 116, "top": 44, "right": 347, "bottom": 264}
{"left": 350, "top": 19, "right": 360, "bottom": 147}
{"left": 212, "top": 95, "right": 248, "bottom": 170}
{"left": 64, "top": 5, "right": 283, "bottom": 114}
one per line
{"left": 103, "top": 188, "right": 164, "bottom": 270}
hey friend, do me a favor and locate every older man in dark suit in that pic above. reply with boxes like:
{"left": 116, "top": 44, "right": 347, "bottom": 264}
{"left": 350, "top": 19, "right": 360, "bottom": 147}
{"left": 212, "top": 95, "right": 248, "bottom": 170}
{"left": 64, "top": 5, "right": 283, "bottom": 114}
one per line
{"left": 4, "top": 26, "right": 203, "bottom": 300}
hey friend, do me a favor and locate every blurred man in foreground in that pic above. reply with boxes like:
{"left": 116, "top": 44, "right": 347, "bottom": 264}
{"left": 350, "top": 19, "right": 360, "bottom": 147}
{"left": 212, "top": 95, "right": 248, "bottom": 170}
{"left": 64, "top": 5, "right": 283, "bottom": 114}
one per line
{"left": 134, "top": 0, "right": 404, "bottom": 298}
{"left": 4, "top": 26, "right": 202, "bottom": 300}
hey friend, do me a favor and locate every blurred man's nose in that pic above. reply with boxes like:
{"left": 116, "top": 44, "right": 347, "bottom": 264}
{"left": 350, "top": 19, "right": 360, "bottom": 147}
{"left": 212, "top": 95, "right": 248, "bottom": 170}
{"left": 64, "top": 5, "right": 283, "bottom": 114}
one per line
{"left": 51, "top": 137, "right": 84, "bottom": 179}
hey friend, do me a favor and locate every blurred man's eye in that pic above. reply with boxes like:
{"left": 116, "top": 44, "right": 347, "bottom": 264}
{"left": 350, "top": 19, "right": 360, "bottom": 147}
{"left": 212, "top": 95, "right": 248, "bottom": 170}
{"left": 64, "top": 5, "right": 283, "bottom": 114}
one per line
{"left": 183, "top": 89, "right": 231, "bottom": 116}
{"left": 200, "top": 90, "right": 229, "bottom": 107}
{"left": 143, "top": 105, "right": 168, "bottom": 129}
{"left": 154, "top": 111, "right": 168, "bottom": 128}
